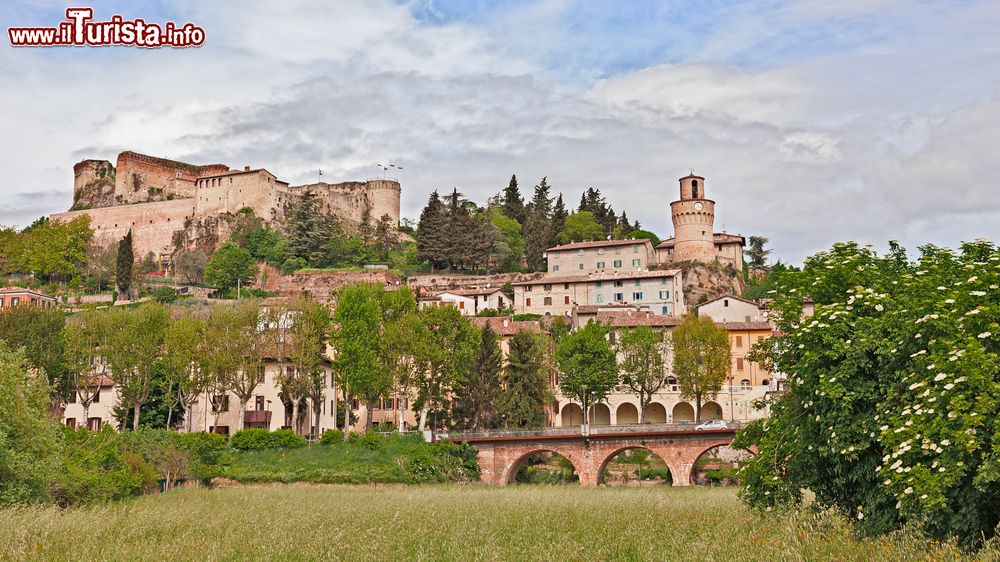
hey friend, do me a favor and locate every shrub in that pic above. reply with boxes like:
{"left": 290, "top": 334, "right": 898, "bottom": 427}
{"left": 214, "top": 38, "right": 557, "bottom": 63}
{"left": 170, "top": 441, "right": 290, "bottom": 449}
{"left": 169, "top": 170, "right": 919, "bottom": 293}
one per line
{"left": 52, "top": 426, "right": 157, "bottom": 506}
{"left": 149, "top": 286, "right": 178, "bottom": 304}
{"left": 320, "top": 429, "right": 344, "bottom": 445}
{"left": 174, "top": 431, "right": 231, "bottom": 484}
{"left": 231, "top": 428, "right": 306, "bottom": 451}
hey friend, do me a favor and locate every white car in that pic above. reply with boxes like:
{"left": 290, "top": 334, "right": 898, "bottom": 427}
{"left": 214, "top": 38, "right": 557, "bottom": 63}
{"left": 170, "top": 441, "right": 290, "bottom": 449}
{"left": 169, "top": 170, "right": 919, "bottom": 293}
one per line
{"left": 694, "top": 419, "right": 728, "bottom": 431}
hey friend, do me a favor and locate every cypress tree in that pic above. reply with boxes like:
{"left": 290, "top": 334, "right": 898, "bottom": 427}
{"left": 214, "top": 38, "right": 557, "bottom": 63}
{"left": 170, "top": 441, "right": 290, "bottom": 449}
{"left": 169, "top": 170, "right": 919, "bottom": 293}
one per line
{"left": 444, "top": 189, "right": 475, "bottom": 270}
{"left": 116, "top": 230, "right": 133, "bottom": 299}
{"left": 501, "top": 174, "right": 525, "bottom": 224}
{"left": 496, "top": 330, "right": 549, "bottom": 429}
{"left": 287, "top": 190, "right": 330, "bottom": 265}
{"left": 416, "top": 191, "right": 448, "bottom": 272}
{"left": 453, "top": 324, "right": 502, "bottom": 430}
{"left": 550, "top": 193, "right": 568, "bottom": 247}
{"left": 523, "top": 177, "right": 553, "bottom": 272}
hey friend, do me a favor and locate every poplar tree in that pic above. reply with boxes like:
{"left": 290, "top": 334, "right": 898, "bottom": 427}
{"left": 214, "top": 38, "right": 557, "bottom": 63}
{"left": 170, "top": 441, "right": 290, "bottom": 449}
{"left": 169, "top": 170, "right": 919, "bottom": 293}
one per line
{"left": 116, "top": 230, "right": 133, "bottom": 299}
{"left": 556, "top": 321, "right": 618, "bottom": 425}
{"left": 453, "top": 324, "right": 502, "bottom": 431}
{"left": 496, "top": 330, "right": 550, "bottom": 429}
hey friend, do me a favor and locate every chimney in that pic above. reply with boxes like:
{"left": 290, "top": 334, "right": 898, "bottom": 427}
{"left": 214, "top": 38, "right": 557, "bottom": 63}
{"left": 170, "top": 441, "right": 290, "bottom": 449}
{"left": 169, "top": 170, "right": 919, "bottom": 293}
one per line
{"left": 244, "top": 165, "right": 250, "bottom": 171}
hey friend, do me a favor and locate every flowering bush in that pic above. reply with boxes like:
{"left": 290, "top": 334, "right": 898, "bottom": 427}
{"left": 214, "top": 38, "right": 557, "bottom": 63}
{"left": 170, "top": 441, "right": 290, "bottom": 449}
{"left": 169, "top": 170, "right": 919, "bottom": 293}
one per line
{"left": 735, "top": 241, "right": 999, "bottom": 549}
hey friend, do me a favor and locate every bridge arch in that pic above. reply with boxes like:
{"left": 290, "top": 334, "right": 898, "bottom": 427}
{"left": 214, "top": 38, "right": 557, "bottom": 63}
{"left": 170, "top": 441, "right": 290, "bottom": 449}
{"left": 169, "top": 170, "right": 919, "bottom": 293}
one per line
{"left": 503, "top": 448, "right": 581, "bottom": 485}
{"left": 596, "top": 445, "right": 672, "bottom": 486}
{"left": 685, "top": 440, "right": 748, "bottom": 486}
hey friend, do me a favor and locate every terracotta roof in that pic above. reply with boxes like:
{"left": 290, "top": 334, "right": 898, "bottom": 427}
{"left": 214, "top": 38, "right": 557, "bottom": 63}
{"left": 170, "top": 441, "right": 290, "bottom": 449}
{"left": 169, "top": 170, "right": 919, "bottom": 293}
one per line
{"left": 697, "top": 295, "right": 762, "bottom": 309}
{"left": 546, "top": 239, "right": 653, "bottom": 252}
{"left": 436, "top": 288, "right": 507, "bottom": 297}
{"left": 512, "top": 269, "right": 681, "bottom": 286}
{"left": 574, "top": 304, "right": 644, "bottom": 315}
{"left": 720, "top": 322, "right": 773, "bottom": 331}
{"left": 0, "top": 286, "right": 56, "bottom": 300}
{"left": 83, "top": 375, "right": 114, "bottom": 387}
{"left": 656, "top": 233, "right": 745, "bottom": 248}
{"left": 595, "top": 311, "right": 683, "bottom": 327}
{"left": 470, "top": 317, "right": 543, "bottom": 336}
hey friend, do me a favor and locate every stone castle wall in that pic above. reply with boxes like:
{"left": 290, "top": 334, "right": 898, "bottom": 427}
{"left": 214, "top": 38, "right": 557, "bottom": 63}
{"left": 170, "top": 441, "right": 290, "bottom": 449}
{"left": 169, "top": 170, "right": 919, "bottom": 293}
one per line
{"left": 51, "top": 198, "right": 195, "bottom": 257}
{"left": 71, "top": 159, "right": 117, "bottom": 209}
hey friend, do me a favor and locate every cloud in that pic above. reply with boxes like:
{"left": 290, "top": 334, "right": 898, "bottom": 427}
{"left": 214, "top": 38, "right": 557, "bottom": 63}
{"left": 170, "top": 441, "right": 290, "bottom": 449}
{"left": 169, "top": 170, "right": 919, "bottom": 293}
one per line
{"left": 0, "top": 0, "right": 998, "bottom": 265}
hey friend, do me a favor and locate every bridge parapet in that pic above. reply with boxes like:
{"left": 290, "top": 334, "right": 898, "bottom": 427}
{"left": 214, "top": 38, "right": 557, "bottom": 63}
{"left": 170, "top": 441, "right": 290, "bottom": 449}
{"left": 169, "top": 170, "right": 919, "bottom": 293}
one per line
{"left": 444, "top": 421, "right": 744, "bottom": 442}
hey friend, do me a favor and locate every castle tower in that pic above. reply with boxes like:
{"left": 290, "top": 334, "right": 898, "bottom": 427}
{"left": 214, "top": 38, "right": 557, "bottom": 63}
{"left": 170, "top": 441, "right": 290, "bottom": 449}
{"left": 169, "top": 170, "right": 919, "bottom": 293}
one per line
{"left": 669, "top": 173, "right": 716, "bottom": 262}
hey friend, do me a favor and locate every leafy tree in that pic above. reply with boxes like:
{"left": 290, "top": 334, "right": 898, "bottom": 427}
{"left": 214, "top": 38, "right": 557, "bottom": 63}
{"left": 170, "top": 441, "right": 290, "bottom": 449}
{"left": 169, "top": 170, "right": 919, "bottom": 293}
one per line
{"left": 139, "top": 251, "right": 158, "bottom": 274}
{"left": 672, "top": 313, "right": 730, "bottom": 422}
{"left": 85, "top": 242, "right": 116, "bottom": 293}
{"left": 116, "top": 230, "right": 134, "bottom": 298}
{"left": 557, "top": 211, "right": 606, "bottom": 244}
{"left": 372, "top": 213, "right": 397, "bottom": 260}
{"left": 64, "top": 313, "right": 102, "bottom": 425}
{"left": 324, "top": 234, "right": 376, "bottom": 267}
{"left": 332, "top": 284, "right": 384, "bottom": 433}
{"left": 94, "top": 303, "right": 169, "bottom": 431}
{"left": 381, "top": 311, "right": 427, "bottom": 432}
{"left": 444, "top": 189, "right": 475, "bottom": 270}
{"left": 16, "top": 216, "right": 92, "bottom": 283}
{"left": 173, "top": 248, "right": 209, "bottom": 284}
{"left": 288, "top": 297, "right": 330, "bottom": 435}
{"left": 501, "top": 174, "right": 526, "bottom": 224}
{"left": 453, "top": 324, "right": 502, "bottom": 431}
{"left": 523, "top": 177, "right": 553, "bottom": 271}
{"left": 745, "top": 236, "right": 771, "bottom": 268}
{"left": 413, "top": 305, "right": 478, "bottom": 438}
{"left": 735, "top": 240, "right": 1000, "bottom": 549}
{"left": 0, "top": 304, "right": 68, "bottom": 404}
{"left": 162, "top": 313, "right": 209, "bottom": 432}
{"left": 0, "top": 342, "right": 62, "bottom": 506}
{"left": 618, "top": 326, "right": 673, "bottom": 422}
{"left": 489, "top": 209, "right": 524, "bottom": 271}
{"left": 625, "top": 229, "right": 660, "bottom": 247}
{"left": 556, "top": 321, "right": 618, "bottom": 425}
{"left": 497, "top": 330, "right": 551, "bottom": 429}
{"left": 204, "top": 242, "right": 256, "bottom": 290}
{"left": 416, "top": 191, "right": 448, "bottom": 271}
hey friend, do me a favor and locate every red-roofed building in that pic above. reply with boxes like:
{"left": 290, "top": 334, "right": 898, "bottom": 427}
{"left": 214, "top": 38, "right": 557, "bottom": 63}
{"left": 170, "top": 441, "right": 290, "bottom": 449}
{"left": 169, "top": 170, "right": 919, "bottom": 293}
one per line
{"left": 0, "top": 287, "right": 57, "bottom": 309}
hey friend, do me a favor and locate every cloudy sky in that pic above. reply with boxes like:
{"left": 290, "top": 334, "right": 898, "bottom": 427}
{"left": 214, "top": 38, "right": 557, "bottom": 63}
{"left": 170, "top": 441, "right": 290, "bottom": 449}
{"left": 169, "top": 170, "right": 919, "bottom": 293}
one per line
{"left": 2, "top": 0, "right": 999, "bottom": 264}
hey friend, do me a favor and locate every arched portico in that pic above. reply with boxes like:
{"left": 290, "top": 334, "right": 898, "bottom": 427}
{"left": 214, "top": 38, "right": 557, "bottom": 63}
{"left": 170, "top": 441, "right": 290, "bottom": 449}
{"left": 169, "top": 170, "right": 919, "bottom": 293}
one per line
{"left": 702, "top": 401, "right": 723, "bottom": 420}
{"left": 672, "top": 402, "right": 695, "bottom": 422}
{"left": 644, "top": 402, "right": 667, "bottom": 423}
{"left": 560, "top": 403, "right": 583, "bottom": 426}
{"left": 592, "top": 403, "right": 611, "bottom": 425}
{"left": 615, "top": 403, "right": 639, "bottom": 425}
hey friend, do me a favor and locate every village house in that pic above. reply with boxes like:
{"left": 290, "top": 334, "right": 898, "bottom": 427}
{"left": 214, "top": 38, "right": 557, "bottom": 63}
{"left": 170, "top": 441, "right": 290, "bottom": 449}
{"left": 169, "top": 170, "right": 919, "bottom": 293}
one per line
{"left": 430, "top": 288, "right": 510, "bottom": 316}
{"left": 546, "top": 239, "right": 656, "bottom": 275}
{"left": 696, "top": 295, "right": 767, "bottom": 323}
{"left": 0, "top": 286, "right": 57, "bottom": 309}
{"left": 512, "top": 269, "right": 685, "bottom": 317}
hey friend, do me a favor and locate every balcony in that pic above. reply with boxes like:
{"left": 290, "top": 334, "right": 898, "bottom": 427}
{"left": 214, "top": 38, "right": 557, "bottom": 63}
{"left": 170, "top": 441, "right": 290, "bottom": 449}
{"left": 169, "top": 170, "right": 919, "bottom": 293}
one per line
{"left": 244, "top": 410, "right": 272, "bottom": 428}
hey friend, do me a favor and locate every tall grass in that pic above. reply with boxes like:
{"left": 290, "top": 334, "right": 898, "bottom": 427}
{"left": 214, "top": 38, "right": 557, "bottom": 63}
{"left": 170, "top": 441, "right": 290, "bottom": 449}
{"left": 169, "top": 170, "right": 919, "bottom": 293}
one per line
{"left": 0, "top": 485, "right": 984, "bottom": 561}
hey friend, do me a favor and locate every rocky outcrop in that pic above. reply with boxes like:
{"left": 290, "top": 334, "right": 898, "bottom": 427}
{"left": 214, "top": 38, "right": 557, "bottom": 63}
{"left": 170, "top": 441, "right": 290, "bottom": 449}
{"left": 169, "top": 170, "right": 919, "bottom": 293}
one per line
{"left": 673, "top": 261, "right": 746, "bottom": 306}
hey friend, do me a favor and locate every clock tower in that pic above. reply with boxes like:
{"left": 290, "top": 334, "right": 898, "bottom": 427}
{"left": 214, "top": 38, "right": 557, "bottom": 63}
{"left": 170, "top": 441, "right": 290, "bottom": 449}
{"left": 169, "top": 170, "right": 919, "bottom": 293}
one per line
{"left": 669, "top": 173, "right": 716, "bottom": 262}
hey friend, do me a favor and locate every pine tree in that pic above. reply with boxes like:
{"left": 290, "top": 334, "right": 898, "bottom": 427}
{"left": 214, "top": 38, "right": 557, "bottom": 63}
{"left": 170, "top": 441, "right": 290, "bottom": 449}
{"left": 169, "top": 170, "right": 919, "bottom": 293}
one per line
{"left": 287, "top": 190, "right": 330, "bottom": 265}
{"left": 416, "top": 191, "right": 448, "bottom": 272}
{"left": 578, "top": 187, "right": 616, "bottom": 236}
{"left": 444, "top": 189, "right": 476, "bottom": 270}
{"left": 116, "top": 230, "right": 134, "bottom": 299}
{"left": 496, "top": 330, "right": 549, "bottom": 429}
{"left": 453, "top": 324, "right": 502, "bottom": 430}
{"left": 523, "top": 177, "right": 553, "bottom": 272}
{"left": 501, "top": 174, "right": 525, "bottom": 224}
{"left": 550, "top": 193, "right": 568, "bottom": 247}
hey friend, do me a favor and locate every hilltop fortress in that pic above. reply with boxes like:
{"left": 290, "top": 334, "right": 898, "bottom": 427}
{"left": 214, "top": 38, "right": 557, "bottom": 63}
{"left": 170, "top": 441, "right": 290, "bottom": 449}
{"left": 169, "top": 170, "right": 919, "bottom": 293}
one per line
{"left": 51, "top": 151, "right": 401, "bottom": 260}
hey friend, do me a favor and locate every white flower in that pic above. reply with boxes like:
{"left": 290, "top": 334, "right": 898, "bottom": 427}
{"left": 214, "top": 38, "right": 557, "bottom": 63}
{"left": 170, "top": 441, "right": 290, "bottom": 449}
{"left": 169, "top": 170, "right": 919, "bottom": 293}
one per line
{"left": 944, "top": 299, "right": 955, "bottom": 304}
{"left": 944, "top": 383, "right": 954, "bottom": 390}
{"left": 921, "top": 494, "right": 928, "bottom": 499}
{"left": 904, "top": 487, "right": 913, "bottom": 494}
{"left": 934, "top": 373, "right": 947, "bottom": 382}
{"left": 978, "top": 332, "right": 991, "bottom": 339}
{"left": 875, "top": 304, "right": 884, "bottom": 312}
{"left": 971, "top": 291, "right": 987, "bottom": 296}
{"left": 941, "top": 439, "right": 951, "bottom": 446}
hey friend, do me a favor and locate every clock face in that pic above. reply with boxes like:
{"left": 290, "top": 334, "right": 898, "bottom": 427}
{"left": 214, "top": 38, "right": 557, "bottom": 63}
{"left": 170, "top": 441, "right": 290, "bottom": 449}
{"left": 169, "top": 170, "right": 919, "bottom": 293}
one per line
{"left": 694, "top": 202, "right": 704, "bottom": 211}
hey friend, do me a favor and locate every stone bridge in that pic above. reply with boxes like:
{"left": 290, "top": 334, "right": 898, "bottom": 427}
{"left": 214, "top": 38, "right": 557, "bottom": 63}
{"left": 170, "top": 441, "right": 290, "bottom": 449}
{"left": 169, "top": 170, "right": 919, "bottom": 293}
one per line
{"left": 443, "top": 423, "right": 742, "bottom": 487}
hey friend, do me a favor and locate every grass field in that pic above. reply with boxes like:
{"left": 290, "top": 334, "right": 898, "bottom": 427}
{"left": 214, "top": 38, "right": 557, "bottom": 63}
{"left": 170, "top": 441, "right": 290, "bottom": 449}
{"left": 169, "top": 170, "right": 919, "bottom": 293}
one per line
{"left": 0, "top": 485, "right": 981, "bottom": 561}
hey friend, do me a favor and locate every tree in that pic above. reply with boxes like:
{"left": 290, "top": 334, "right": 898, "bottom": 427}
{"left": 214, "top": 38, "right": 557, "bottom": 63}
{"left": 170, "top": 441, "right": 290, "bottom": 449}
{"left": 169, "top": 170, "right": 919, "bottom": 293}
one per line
{"left": 85, "top": 242, "right": 116, "bottom": 293}
{"left": 413, "top": 305, "right": 478, "bottom": 438}
{"left": 745, "top": 235, "right": 771, "bottom": 269}
{"left": 0, "top": 304, "right": 68, "bottom": 405}
{"left": 332, "top": 284, "right": 384, "bottom": 433}
{"left": 95, "top": 303, "right": 169, "bottom": 431}
{"left": 444, "top": 188, "right": 476, "bottom": 270}
{"left": 173, "top": 248, "right": 209, "bottom": 284}
{"left": 523, "top": 177, "right": 553, "bottom": 271}
{"left": 372, "top": 213, "right": 397, "bottom": 260}
{"left": 0, "top": 342, "right": 62, "bottom": 507}
{"left": 16, "top": 216, "right": 92, "bottom": 283}
{"left": 496, "top": 330, "right": 551, "bottom": 429}
{"left": 116, "top": 230, "right": 134, "bottom": 299}
{"left": 489, "top": 209, "right": 524, "bottom": 271}
{"left": 288, "top": 297, "right": 330, "bottom": 436}
{"left": 453, "top": 324, "right": 502, "bottom": 431}
{"left": 204, "top": 242, "right": 256, "bottom": 290}
{"left": 416, "top": 191, "right": 448, "bottom": 272}
{"left": 557, "top": 211, "right": 606, "bottom": 244}
{"left": 162, "top": 313, "right": 209, "bottom": 432}
{"left": 618, "top": 326, "right": 672, "bottom": 422}
{"left": 625, "top": 229, "right": 660, "bottom": 247}
{"left": 287, "top": 190, "right": 332, "bottom": 265}
{"left": 550, "top": 193, "right": 568, "bottom": 247}
{"left": 501, "top": 174, "right": 526, "bottom": 224}
{"left": 64, "top": 313, "right": 102, "bottom": 426}
{"left": 578, "top": 187, "right": 616, "bottom": 236}
{"left": 735, "top": 240, "right": 1000, "bottom": 549}
{"left": 382, "top": 311, "right": 427, "bottom": 432}
{"left": 556, "top": 321, "right": 618, "bottom": 426}
{"left": 672, "top": 313, "right": 730, "bottom": 422}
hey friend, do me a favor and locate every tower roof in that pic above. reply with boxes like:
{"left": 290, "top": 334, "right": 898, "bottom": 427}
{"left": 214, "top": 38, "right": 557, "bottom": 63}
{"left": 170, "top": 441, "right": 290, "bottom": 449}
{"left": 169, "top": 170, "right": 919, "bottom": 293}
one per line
{"left": 680, "top": 173, "right": 705, "bottom": 180}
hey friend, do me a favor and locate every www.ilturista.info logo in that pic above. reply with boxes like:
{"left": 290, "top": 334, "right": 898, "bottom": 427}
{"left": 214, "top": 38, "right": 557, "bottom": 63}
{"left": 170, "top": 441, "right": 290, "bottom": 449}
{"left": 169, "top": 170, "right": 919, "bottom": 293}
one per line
{"left": 8, "top": 8, "right": 205, "bottom": 48}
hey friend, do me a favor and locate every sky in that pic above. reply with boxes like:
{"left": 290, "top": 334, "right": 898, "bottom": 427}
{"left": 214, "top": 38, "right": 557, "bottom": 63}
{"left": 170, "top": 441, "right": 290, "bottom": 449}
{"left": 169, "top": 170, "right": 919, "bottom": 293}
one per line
{"left": 2, "top": 0, "right": 999, "bottom": 264}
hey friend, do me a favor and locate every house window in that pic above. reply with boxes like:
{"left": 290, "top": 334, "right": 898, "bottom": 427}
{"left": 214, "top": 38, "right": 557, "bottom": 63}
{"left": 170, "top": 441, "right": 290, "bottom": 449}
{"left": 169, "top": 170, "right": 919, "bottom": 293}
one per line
{"left": 579, "top": 263, "right": 584, "bottom": 270}
{"left": 87, "top": 417, "right": 102, "bottom": 430}
{"left": 526, "top": 298, "right": 531, "bottom": 306}
{"left": 737, "top": 357, "right": 745, "bottom": 370}
{"left": 724, "top": 299, "right": 729, "bottom": 307}
{"left": 0, "top": 298, "right": 4, "bottom": 307}
{"left": 597, "top": 261, "right": 605, "bottom": 269}
{"left": 614, "top": 280, "right": 624, "bottom": 287}
{"left": 351, "top": 399, "right": 359, "bottom": 410}
{"left": 553, "top": 265, "right": 560, "bottom": 272}
{"left": 761, "top": 379, "right": 770, "bottom": 386}
{"left": 330, "top": 400, "right": 336, "bottom": 414}
{"left": 614, "top": 292, "right": 624, "bottom": 301}
{"left": 613, "top": 260, "right": 622, "bottom": 268}
{"left": 659, "top": 291, "right": 670, "bottom": 299}
{"left": 65, "top": 418, "right": 76, "bottom": 427}
{"left": 661, "top": 305, "right": 669, "bottom": 315}
{"left": 92, "top": 389, "right": 100, "bottom": 403}
{"left": 632, "top": 292, "right": 643, "bottom": 300}
{"left": 255, "top": 395, "right": 265, "bottom": 411}
{"left": 373, "top": 400, "right": 380, "bottom": 411}
{"left": 459, "top": 301, "right": 465, "bottom": 310}
{"left": 544, "top": 297, "right": 552, "bottom": 306}
{"left": 595, "top": 281, "right": 602, "bottom": 288}
{"left": 11, "top": 297, "right": 19, "bottom": 306}
{"left": 257, "top": 365, "right": 265, "bottom": 383}
{"left": 735, "top": 336, "right": 743, "bottom": 348}
{"left": 564, "top": 296, "right": 570, "bottom": 305}
{"left": 577, "top": 249, "right": 585, "bottom": 256}
{"left": 740, "top": 379, "right": 750, "bottom": 390}
{"left": 525, "top": 285, "right": 532, "bottom": 292}
{"left": 596, "top": 294, "right": 605, "bottom": 303}
{"left": 634, "top": 279, "right": 641, "bottom": 286}
{"left": 632, "top": 259, "right": 641, "bottom": 267}
{"left": 692, "top": 179, "right": 698, "bottom": 198}
{"left": 632, "top": 245, "right": 638, "bottom": 253}
{"left": 615, "top": 248, "right": 621, "bottom": 254}
{"left": 543, "top": 284, "right": 552, "bottom": 291}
